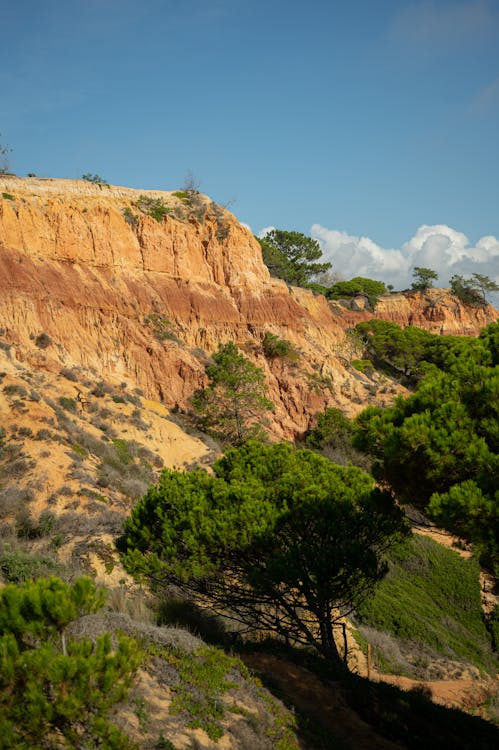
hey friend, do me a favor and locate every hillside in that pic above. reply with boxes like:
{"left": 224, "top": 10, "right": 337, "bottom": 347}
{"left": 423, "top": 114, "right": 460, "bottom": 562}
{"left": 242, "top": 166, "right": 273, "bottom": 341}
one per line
{"left": 1, "top": 176, "right": 499, "bottom": 748}
{"left": 1, "top": 177, "right": 497, "bottom": 441}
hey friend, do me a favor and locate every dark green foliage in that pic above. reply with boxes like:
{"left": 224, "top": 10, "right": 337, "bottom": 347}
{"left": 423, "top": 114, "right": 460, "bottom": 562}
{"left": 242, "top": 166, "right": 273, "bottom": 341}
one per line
{"left": 488, "top": 605, "right": 499, "bottom": 653}
{"left": 58, "top": 396, "right": 77, "bottom": 412}
{"left": 0, "top": 550, "right": 60, "bottom": 584}
{"left": 411, "top": 266, "right": 438, "bottom": 291}
{"left": 257, "top": 229, "right": 332, "bottom": 288}
{"left": 82, "top": 173, "right": 108, "bottom": 185}
{"left": 305, "top": 407, "right": 352, "bottom": 450}
{"left": 2, "top": 192, "right": 14, "bottom": 201}
{"left": 191, "top": 341, "right": 273, "bottom": 444}
{"left": 262, "top": 332, "right": 298, "bottom": 360}
{"left": 328, "top": 277, "right": 387, "bottom": 306}
{"left": 353, "top": 318, "right": 484, "bottom": 382}
{"left": 34, "top": 332, "right": 51, "bottom": 349}
{"left": 155, "top": 738, "right": 176, "bottom": 750}
{"left": 353, "top": 321, "right": 499, "bottom": 576}
{"left": 355, "top": 319, "right": 435, "bottom": 379}
{"left": 356, "top": 535, "right": 496, "bottom": 672}
{"left": 449, "top": 273, "right": 499, "bottom": 307}
{"left": 0, "top": 577, "right": 141, "bottom": 749}
{"left": 118, "top": 441, "right": 407, "bottom": 663}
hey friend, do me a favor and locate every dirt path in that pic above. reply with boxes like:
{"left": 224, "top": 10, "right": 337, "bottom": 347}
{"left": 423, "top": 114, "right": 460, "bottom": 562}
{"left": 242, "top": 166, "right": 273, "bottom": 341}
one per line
{"left": 243, "top": 652, "right": 405, "bottom": 750}
{"left": 373, "top": 672, "right": 495, "bottom": 713}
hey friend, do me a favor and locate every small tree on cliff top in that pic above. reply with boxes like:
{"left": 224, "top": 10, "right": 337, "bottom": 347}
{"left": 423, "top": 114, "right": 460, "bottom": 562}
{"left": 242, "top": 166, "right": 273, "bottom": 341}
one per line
{"left": 411, "top": 266, "right": 438, "bottom": 291}
{"left": 118, "top": 441, "right": 408, "bottom": 663}
{"left": 191, "top": 341, "right": 273, "bottom": 445}
{"left": 258, "top": 229, "right": 332, "bottom": 288}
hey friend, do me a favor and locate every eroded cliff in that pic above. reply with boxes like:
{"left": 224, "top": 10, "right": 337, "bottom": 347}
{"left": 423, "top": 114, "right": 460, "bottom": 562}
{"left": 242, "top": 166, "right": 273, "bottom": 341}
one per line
{"left": 0, "top": 176, "right": 496, "bottom": 438}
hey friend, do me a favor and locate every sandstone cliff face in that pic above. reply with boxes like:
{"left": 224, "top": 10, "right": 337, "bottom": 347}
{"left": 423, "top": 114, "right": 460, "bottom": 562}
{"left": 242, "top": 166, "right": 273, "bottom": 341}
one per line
{"left": 0, "top": 177, "right": 496, "bottom": 438}
{"left": 331, "top": 289, "right": 498, "bottom": 336}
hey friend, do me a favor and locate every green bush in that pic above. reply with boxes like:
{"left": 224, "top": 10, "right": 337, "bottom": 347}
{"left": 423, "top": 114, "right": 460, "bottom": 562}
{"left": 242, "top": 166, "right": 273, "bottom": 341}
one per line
{"left": 262, "top": 332, "right": 298, "bottom": 360}
{"left": 0, "top": 577, "right": 141, "bottom": 748}
{"left": 305, "top": 407, "right": 352, "bottom": 450}
{"left": 0, "top": 549, "right": 60, "bottom": 583}
{"left": 58, "top": 396, "right": 77, "bottom": 412}
{"left": 328, "top": 277, "right": 387, "bottom": 306}
{"left": 136, "top": 195, "right": 170, "bottom": 222}
{"left": 352, "top": 359, "right": 373, "bottom": 374}
{"left": 16, "top": 509, "right": 57, "bottom": 540}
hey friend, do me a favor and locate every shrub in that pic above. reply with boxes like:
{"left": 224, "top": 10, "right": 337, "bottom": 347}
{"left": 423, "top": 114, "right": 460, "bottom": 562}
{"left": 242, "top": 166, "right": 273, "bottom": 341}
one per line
{"left": 0, "top": 487, "right": 34, "bottom": 519}
{"left": 35, "top": 332, "right": 51, "bottom": 349}
{"left": 82, "top": 172, "right": 108, "bottom": 185}
{"left": 0, "top": 549, "right": 60, "bottom": 583}
{"left": 488, "top": 605, "right": 499, "bottom": 653}
{"left": 58, "top": 396, "right": 77, "bottom": 412}
{"left": 0, "top": 577, "right": 141, "bottom": 748}
{"left": 352, "top": 359, "right": 374, "bottom": 374}
{"left": 16, "top": 509, "right": 57, "bottom": 540}
{"left": 122, "top": 206, "right": 138, "bottom": 228}
{"left": 2, "top": 192, "right": 14, "bottom": 200}
{"left": 305, "top": 407, "right": 352, "bottom": 450}
{"left": 262, "top": 332, "right": 299, "bottom": 361}
{"left": 3, "top": 384, "right": 28, "bottom": 398}
{"left": 17, "top": 426, "right": 33, "bottom": 438}
{"left": 136, "top": 195, "right": 170, "bottom": 222}
{"left": 60, "top": 367, "right": 79, "bottom": 382}
{"left": 91, "top": 381, "right": 113, "bottom": 398}
{"left": 144, "top": 313, "right": 179, "bottom": 342}
{"left": 34, "top": 428, "right": 52, "bottom": 441}
{"left": 356, "top": 535, "right": 497, "bottom": 674}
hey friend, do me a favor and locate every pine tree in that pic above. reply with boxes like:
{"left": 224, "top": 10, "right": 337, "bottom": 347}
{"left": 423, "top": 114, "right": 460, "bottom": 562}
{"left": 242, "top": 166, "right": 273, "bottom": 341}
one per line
{"left": 0, "top": 577, "right": 141, "bottom": 749}
{"left": 191, "top": 341, "right": 273, "bottom": 444}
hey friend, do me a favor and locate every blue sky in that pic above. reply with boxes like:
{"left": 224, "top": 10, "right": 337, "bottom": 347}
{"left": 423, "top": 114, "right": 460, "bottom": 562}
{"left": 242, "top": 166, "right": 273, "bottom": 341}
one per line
{"left": 2, "top": 0, "right": 499, "bottom": 288}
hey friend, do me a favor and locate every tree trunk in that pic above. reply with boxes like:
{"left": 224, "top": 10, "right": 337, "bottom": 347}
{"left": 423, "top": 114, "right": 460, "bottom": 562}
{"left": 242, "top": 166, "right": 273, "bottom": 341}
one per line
{"left": 319, "top": 610, "right": 341, "bottom": 663}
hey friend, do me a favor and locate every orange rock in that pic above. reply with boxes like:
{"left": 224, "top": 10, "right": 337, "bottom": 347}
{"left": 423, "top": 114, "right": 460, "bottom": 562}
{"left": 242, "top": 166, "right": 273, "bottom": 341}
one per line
{"left": 0, "top": 177, "right": 496, "bottom": 439}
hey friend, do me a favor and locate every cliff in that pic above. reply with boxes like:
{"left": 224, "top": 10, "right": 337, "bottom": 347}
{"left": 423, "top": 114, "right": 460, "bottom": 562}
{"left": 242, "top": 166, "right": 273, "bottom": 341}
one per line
{"left": 0, "top": 176, "right": 497, "bottom": 438}
{"left": 330, "top": 289, "right": 498, "bottom": 336}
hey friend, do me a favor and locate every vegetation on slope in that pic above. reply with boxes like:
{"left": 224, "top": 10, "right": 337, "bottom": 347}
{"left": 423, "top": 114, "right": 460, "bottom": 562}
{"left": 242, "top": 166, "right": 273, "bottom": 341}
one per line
{"left": 353, "top": 321, "right": 499, "bottom": 577}
{"left": 118, "top": 441, "right": 407, "bottom": 664}
{"left": 356, "top": 535, "right": 497, "bottom": 676}
{"left": 0, "top": 577, "right": 141, "bottom": 749}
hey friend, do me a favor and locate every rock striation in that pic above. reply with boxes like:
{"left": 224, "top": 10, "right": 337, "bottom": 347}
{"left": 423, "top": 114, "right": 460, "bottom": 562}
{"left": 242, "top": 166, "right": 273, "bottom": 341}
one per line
{"left": 1, "top": 177, "right": 497, "bottom": 437}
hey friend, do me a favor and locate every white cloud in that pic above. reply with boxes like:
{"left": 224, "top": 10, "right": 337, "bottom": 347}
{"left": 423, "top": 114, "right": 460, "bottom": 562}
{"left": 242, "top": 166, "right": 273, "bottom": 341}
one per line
{"left": 309, "top": 223, "right": 499, "bottom": 294}
{"left": 257, "top": 226, "right": 276, "bottom": 238}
